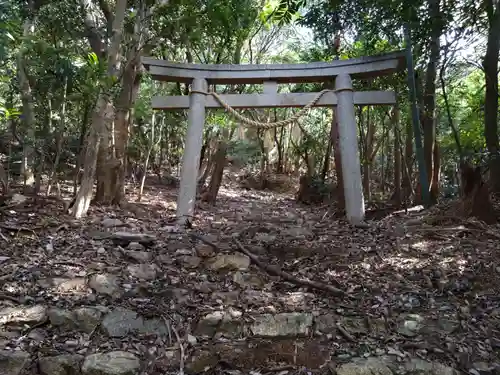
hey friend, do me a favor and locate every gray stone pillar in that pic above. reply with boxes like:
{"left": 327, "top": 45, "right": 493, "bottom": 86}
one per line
{"left": 176, "top": 78, "right": 207, "bottom": 225}
{"left": 335, "top": 73, "right": 365, "bottom": 224}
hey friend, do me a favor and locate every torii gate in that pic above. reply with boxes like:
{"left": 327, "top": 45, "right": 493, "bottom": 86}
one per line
{"left": 142, "top": 51, "right": 406, "bottom": 225}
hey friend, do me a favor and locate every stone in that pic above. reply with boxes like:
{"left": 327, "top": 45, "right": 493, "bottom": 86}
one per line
{"left": 0, "top": 304, "right": 47, "bottom": 326}
{"left": 337, "top": 358, "right": 393, "bottom": 375}
{"left": 127, "top": 242, "right": 145, "bottom": 251}
{"left": 101, "top": 218, "right": 124, "bottom": 228}
{"left": 55, "top": 278, "right": 90, "bottom": 293}
{"left": 39, "top": 354, "right": 84, "bottom": 375}
{"left": 186, "top": 350, "right": 218, "bottom": 374}
{"left": 124, "top": 250, "right": 151, "bottom": 263}
{"left": 315, "top": 313, "right": 337, "bottom": 333}
{"left": 233, "top": 271, "right": 264, "bottom": 288}
{"left": 207, "top": 253, "right": 250, "bottom": 271}
{"left": 89, "top": 274, "right": 121, "bottom": 297}
{"left": 102, "top": 308, "right": 168, "bottom": 338}
{"left": 180, "top": 256, "right": 202, "bottom": 269}
{"left": 196, "top": 245, "right": 214, "bottom": 258}
{"left": 249, "top": 313, "right": 313, "bottom": 337}
{"left": 397, "top": 314, "right": 424, "bottom": 337}
{"left": 281, "top": 227, "right": 313, "bottom": 238}
{"left": 49, "top": 307, "right": 102, "bottom": 333}
{"left": 403, "top": 358, "right": 457, "bottom": 375}
{"left": 254, "top": 233, "right": 277, "bottom": 243}
{"left": 81, "top": 351, "right": 140, "bottom": 375}
{"left": 127, "top": 264, "right": 158, "bottom": 280}
{"left": 195, "top": 310, "right": 243, "bottom": 338}
{"left": 111, "top": 232, "right": 156, "bottom": 247}
{"left": 0, "top": 350, "right": 30, "bottom": 375}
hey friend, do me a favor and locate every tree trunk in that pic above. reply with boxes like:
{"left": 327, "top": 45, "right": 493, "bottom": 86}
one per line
{"left": 421, "top": 0, "right": 442, "bottom": 204}
{"left": 71, "top": 0, "right": 128, "bottom": 218}
{"left": 48, "top": 75, "right": 68, "bottom": 196}
{"left": 321, "top": 117, "right": 335, "bottom": 181}
{"left": 203, "top": 129, "right": 230, "bottom": 203}
{"left": 483, "top": 0, "right": 500, "bottom": 192}
{"left": 17, "top": 4, "right": 36, "bottom": 188}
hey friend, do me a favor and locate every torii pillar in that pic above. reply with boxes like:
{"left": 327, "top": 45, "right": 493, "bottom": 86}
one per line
{"left": 335, "top": 74, "right": 365, "bottom": 224}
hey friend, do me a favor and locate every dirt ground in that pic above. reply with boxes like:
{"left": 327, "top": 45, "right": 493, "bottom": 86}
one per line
{"left": 0, "top": 179, "right": 499, "bottom": 375}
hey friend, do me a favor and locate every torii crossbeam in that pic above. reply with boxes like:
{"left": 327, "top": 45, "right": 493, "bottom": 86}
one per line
{"left": 142, "top": 51, "right": 406, "bottom": 225}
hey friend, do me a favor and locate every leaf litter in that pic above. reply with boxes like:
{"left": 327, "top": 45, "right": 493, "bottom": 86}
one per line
{"left": 0, "top": 183, "right": 498, "bottom": 375}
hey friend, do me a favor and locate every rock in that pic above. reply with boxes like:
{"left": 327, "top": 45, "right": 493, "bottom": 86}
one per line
{"left": 0, "top": 256, "right": 11, "bottom": 264}
{"left": 127, "top": 242, "right": 145, "bottom": 251}
{"left": 186, "top": 350, "right": 218, "bottom": 374}
{"left": 336, "top": 358, "right": 393, "bottom": 375}
{"left": 102, "top": 308, "right": 168, "bottom": 338}
{"left": 180, "top": 256, "right": 202, "bottom": 269}
{"left": 397, "top": 314, "right": 424, "bottom": 337}
{"left": 10, "top": 194, "right": 27, "bottom": 205}
{"left": 281, "top": 227, "right": 313, "bottom": 238}
{"left": 111, "top": 232, "right": 156, "bottom": 247}
{"left": 187, "top": 334, "right": 197, "bottom": 344}
{"left": 195, "top": 311, "right": 243, "bottom": 338}
{"left": 315, "top": 313, "right": 337, "bottom": 334}
{"left": 233, "top": 271, "right": 264, "bottom": 288}
{"left": 0, "top": 350, "right": 30, "bottom": 375}
{"left": 404, "top": 358, "right": 457, "bottom": 375}
{"left": 0, "top": 304, "right": 47, "bottom": 326}
{"left": 207, "top": 253, "right": 250, "bottom": 271}
{"left": 55, "top": 278, "right": 90, "bottom": 294}
{"left": 254, "top": 233, "right": 277, "bottom": 243}
{"left": 49, "top": 307, "right": 103, "bottom": 333}
{"left": 101, "top": 218, "right": 124, "bottom": 228}
{"left": 196, "top": 245, "right": 214, "bottom": 258}
{"left": 124, "top": 250, "right": 151, "bottom": 263}
{"left": 127, "top": 264, "right": 158, "bottom": 280}
{"left": 82, "top": 351, "right": 140, "bottom": 375}
{"left": 39, "top": 354, "right": 84, "bottom": 375}
{"left": 250, "top": 313, "right": 313, "bottom": 337}
{"left": 89, "top": 273, "right": 121, "bottom": 297}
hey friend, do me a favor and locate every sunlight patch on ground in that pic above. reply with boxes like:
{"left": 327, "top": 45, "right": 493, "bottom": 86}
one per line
{"left": 381, "top": 255, "right": 423, "bottom": 270}
{"left": 411, "top": 240, "right": 430, "bottom": 251}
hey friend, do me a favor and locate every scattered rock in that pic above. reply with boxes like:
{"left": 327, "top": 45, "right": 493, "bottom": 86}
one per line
{"left": 336, "top": 358, "right": 393, "bottom": 375}
{"left": 126, "top": 242, "right": 145, "bottom": 251}
{"left": 250, "top": 313, "right": 313, "bottom": 337}
{"left": 0, "top": 304, "right": 47, "bottom": 326}
{"left": 111, "top": 232, "right": 156, "bottom": 247}
{"left": 39, "top": 354, "right": 84, "bottom": 375}
{"left": 124, "top": 250, "right": 151, "bottom": 263}
{"left": 89, "top": 273, "right": 121, "bottom": 297}
{"left": 0, "top": 350, "right": 30, "bottom": 375}
{"left": 281, "top": 227, "right": 313, "bottom": 238}
{"left": 102, "top": 308, "right": 168, "bottom": 338}
{"left": 127, "top": 264, "right": 158, "bottom": 280}
{"left": 195, "top": 311, "right": 243, "bottom": 338}
{"left": 81, "top": 351, "right": 140, "bottom": 375}
{"left": 186, "top": 350, "right": 218, "bottom": 374}
{"left": 207, "top": 253, "right": 250, "bottom": 271}
{"left": 49, "top": 307, "right": 104, "bottom": 333}
{"left": 403, "top": 358, "right": 457, "bottom": 375}
{"left": 101, "top": 218, "right": 124, "bottom": 228}
{"left": 196, "top": 245, "right": 214, "bottom": 258}
{"left": 180, "top": 256, "right": 202, "bottom": 269}
{"left": 233, "top": 271, "right": 265, "bottom": 288}
{"left": 398, "top": 314, "right": 424, "bottom": 337}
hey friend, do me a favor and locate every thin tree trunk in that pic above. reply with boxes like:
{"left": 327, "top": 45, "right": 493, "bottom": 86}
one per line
{"left": 332, "top": 110, "right": 345, "bottom": 209}
{"left": 48, "top": 75, "right": 68, "bottom": 196}
{"left": 17, "top": 3, "right": 36, "bottom": 188}
{"left": 393, "top": 106, "right": 402, "bottom": 205}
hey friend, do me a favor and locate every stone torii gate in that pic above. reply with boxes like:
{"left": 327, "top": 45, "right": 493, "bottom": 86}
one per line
{"left": 142, "top": 51, "right": 406, "bottom": 225}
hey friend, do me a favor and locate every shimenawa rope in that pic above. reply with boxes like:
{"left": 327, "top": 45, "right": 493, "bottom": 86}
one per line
{"left": 190, "top": 89, "right": 340, "bottom": 130}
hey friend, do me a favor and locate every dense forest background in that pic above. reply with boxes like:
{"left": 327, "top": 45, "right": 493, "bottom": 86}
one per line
{"left": 1, "top": 0, "right": 499, "bottom": 219}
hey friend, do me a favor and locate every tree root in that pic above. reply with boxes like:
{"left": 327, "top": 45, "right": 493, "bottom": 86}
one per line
{"left": 189, "top": 233, "right": 351, "bottom": 298}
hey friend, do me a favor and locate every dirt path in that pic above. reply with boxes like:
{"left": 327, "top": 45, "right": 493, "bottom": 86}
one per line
{"left": 0, "top": 184, "right": 499, "bottom": 375}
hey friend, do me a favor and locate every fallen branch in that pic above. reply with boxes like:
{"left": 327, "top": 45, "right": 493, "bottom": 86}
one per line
{"left": 189, "top": 233, "right": 350, "bottom": 297}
